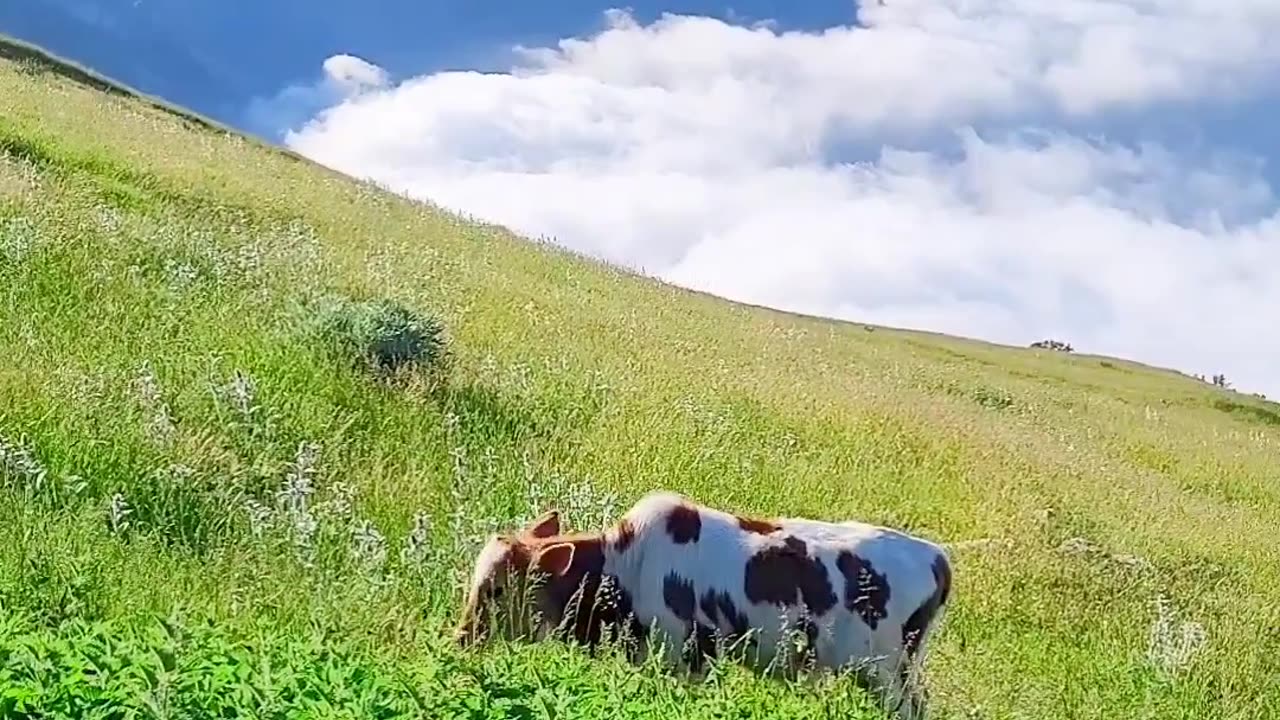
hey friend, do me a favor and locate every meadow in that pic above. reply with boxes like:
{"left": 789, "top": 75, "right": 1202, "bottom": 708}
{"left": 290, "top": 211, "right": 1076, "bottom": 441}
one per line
{"left": 1, "top": 40, "right": 1278, "bottom": 719}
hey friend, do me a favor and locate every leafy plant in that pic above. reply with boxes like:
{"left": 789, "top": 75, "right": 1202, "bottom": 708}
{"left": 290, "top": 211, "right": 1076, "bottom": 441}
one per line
{"left": 305, "top": 293, "right": 449, "bottom": 380}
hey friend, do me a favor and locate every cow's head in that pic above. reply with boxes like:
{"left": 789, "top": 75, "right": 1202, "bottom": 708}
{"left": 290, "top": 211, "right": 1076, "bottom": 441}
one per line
{"left": 454, "top": 510, "right": 583, "bottom": 647}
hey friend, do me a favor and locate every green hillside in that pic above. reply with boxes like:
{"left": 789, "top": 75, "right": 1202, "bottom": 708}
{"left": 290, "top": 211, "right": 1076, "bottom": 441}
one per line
{"left": 2, "top": 41, "right": 1278, "bottom": 719}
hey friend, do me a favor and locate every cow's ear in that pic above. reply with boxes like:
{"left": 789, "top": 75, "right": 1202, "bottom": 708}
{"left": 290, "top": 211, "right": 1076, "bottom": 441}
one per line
{"left": 534, "top": 542, "right": 575, "bottom": 576}
{"left": 525, "top": 510, "right": 561, "bottom": 539}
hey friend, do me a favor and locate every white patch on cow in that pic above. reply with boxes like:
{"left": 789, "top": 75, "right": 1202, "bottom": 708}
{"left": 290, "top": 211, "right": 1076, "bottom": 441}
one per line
{"left": 602, "top": 492, "right": 950, "bottom": 720}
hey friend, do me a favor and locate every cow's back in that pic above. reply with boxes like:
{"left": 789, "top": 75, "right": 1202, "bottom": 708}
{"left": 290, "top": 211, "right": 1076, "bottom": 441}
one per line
{"left": 772, "top": 517, "right": 949, "bottom": 669}
{"left": 604, "top": 492, "right": 950, "bottom": 679}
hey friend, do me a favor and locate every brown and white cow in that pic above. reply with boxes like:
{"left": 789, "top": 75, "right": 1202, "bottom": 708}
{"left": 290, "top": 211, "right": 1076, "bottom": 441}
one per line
{"left": 455, "top": 491, "right": 952, "bottom": 719}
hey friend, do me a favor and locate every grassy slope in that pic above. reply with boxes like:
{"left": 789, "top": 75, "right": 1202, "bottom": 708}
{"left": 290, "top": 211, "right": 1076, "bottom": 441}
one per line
{"left": 2, "top": 41, "right": 1279, "bottom": 719}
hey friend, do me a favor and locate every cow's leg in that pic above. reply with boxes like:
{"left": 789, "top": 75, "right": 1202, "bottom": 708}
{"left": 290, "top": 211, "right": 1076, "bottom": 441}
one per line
{"left": 885, "top": 655, "right": 929, "bottom": 720}
{"left": 644, "top": 614, "right": 691, "bottom": 671}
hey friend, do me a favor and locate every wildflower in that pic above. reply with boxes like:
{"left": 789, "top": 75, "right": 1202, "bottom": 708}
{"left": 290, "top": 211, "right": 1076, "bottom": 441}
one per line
{"left": 1147, "top": 594, "right": 1208, "bottom": 679}
{"left": 526, "top": 471, "right": 619, "bottom": 533}
{"left": 276, "top": 441, "right": 319, "bottom": 513}
{"left": 134, "top": 362, "right": 176, "bottom": 443}
{"left": 108, "top": 493, "right": 132, "bottom": 534}
{"left": 164, "top": 258, "right": 199, "bottom": 292}
{"left": 159, "top": 464, "right": 196, "bottom": 483}
{"left": 317, "top": 481, "right": 355, "bottom": 521}
{"left": 245, "top": 499, "right": 273, "bottom": 538}
{"left": 352, "top": 519, "right": 388, "bottom": 570}
{"left": 0, "top": 436, "right": 48, "bottom": 491}
{"left": 291, "top": 510, "right": 319, "bottom": 566}
{"left": 0, "top": 217, "right": 36, "bottom": 261}
{"left": 235, "top": 243, "right": 263, "bottom": 275}
{"left": 274, "top": 441, "right": 322, "bottom": 566}
{"left": 401, "top": 510, "right": 431, "bottom": 566}
{"left": 213, "top": 369, "right": 261, "bottom": 427}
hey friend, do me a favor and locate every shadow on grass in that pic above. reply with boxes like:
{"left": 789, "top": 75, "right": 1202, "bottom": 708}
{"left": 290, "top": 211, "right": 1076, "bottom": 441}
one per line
{"left": 1212, "top": 398, "right": 1280, "bottom": 427}
{"left": 442, "top": 383, "right": 552, "bottom": 449}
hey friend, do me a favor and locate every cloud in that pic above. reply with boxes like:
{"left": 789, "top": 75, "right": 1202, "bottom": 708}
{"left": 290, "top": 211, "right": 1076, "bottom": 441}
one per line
{"left": 280, "top": 4, "right": 1280, "bottom": 396}
{"left": 244, "top": 53, "right": 387, "bottom": 139}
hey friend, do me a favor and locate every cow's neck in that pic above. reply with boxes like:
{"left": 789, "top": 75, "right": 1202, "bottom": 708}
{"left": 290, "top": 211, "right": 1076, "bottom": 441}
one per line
{"left": 529, "top": 533, "right": 616, "bottom": 644}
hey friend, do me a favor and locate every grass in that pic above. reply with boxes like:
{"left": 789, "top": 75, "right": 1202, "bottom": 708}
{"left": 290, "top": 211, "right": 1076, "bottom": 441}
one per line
{"left": 2, "top": 36, "right": 1280, "bottom": 719}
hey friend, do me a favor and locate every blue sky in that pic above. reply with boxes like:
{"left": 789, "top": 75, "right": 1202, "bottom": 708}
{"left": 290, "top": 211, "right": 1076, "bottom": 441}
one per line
{"left": 7, "top": 1, "right": 1280, "bottom": 396}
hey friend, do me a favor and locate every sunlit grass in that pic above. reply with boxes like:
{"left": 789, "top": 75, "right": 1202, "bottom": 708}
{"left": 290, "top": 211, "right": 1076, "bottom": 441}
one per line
{"left": 1, "top": 40, "right": 1278, "bottom": 719}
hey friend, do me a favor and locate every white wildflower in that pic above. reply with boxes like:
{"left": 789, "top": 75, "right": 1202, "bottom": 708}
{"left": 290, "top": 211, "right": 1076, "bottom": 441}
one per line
{"left": 164, "top": 258, "right": 199, "bottom": 292}
{"left": 96, "top": 208, "right": 121, "bottom": 233}
{"left": 235, "top": 243, "right": 263, "bottom": 275}
{"left": 273, "top": 441, "right": 322, "bottom": 566}
{"left": 316, "top": 481, "right": 355, "bottom": 521}
{"left": 159, "top": 464, "right": 196, "bottom": 484}
{"left": 291, "top": 510, "right": 319, "bottom": 566}
{"left": 0, "top": 436, "right": 48, "bottom": 491}
{"left": 352, "top": 519, "right": 388, "bottom": 570}
{"left": 245, "top": 498, "right": 273, "bottom": 538}
{"left": 215, "top": 369, "right": 260, "bottom": 426}
{"left": 526, "top": 470, "right": 618, "bottom": 532}
{"left": 1057, "top": 536, "right": 1100, "bottom": 556}
{"left": 401, "top": 510, "right": 431, "bottom": 566}
{"left": 134, "top": 362, "right": 176, "bottom": 443}
{"left": 448, "top": 445, "right": 467, "bottom": 481}
{"left": 1147, "top": 594, "right": 1208, "bottom": 679}
{"left": 108, "top": 492, "right": 132, "bottom": 534}
{"left": 0, "top": 217, "right": 36, "bottom": 262}
{"left": 276, "top": 441, "right": 319, "bottom": 513}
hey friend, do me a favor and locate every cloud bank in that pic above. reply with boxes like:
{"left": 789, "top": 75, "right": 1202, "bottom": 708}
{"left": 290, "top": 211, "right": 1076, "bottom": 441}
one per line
{"left": 280, "top": 1, "right": 1280, "bottom": 397}
{"left": 245, "top": 53, "right": 387, "bottom": 138}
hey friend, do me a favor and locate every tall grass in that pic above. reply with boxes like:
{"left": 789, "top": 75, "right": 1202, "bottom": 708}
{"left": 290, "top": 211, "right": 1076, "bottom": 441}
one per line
{"left": 2, "top": 42, "right": 1279, "bottom": 718}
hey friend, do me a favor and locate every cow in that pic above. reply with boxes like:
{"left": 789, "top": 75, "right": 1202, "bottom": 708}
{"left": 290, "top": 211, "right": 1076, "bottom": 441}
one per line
{"left": 454, "top": 491, "right": 953, "bottom": 720}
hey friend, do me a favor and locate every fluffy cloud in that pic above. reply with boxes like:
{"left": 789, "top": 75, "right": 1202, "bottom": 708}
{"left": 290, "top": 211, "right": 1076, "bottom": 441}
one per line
{"left": 280, "top": 3, "right": 1280, "bottom": 396}
{"left": 245, "top": 53, "right": 387, "bottom": 138}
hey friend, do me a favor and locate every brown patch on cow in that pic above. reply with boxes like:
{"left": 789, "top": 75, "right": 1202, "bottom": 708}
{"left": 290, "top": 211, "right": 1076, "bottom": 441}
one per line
{"left": 902, "top": 553, "right": 952, "bottom": 658}
{"left": 523, "top": 510, "right": 561, "bottom": 539}
{"left": 743, "top": 538, "right": 837, "bottom": 615}
{"left": 782, "top": 536, "right": 807, "bottom": 555}
{"left": 700, "top": 588, "right": 750, "bottom": 639}
{"left": 612, "top": 518, "right": 636, "bottom": 553}
{"left": 836, "top": 551, "right": 891, "bottom": 630}
{"left": 699, "top": 590, "right": 719, "bottom": 626}
{"left": 737, "top": 515, "right": 781, "bottom": 534}
{"left": 665, "top": 504, "right": 702, "bottom": 544}
{"left": 458, "top": 529, "right": 649, "bottom": 652}
{"left": 665, "top": 574, "right": 719, "bottom": 671}
{"left": 525, "top": 534, "right": 644, "bottom": 652}
{"left": 534, "top": 536, "right": 604, "bottom": 637}
{"left": 455, "top": 538, "right": 533, "bottom": 646}
{"left": 800, "top": 616, "right": 819, "bottom": 646}
{"left": 688, "top": 623, "right": 718, "bottom": 671}
{"left": 663, "top": 572, "right": 696, "bottom": 621}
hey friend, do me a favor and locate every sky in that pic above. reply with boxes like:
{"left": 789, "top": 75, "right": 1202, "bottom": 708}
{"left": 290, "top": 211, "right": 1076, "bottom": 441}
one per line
{"left": 273, "top": 1, "right": 1280, "bottom": 398}
{"left": 8, "top": 1, "right": 1280, "bottom": 397}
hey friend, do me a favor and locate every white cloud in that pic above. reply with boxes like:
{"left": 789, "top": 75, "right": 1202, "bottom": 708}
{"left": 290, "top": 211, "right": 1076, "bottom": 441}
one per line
{"left": 320, "top": 54, "right": 390, "bottom": 95}
{"left": 280, "top": 4, "right": 1280, "bottom": 396}
{"left": 245, "top": 53, "right": 386, "bottom": 138}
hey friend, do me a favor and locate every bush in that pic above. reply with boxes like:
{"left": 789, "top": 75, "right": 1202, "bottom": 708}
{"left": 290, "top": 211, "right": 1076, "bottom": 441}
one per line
{"left": 305, "top": 293, "right": 449, "bottom": 379}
